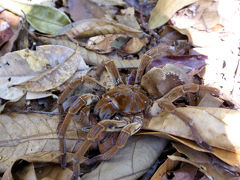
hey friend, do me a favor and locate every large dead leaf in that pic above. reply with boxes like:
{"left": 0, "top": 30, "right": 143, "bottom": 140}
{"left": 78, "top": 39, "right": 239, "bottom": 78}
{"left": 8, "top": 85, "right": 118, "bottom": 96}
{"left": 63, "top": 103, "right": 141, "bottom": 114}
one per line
{"left": 0, "top": 113, "right": 87, "bottom": 173}
{"left": 37, "top": 36, "right": 140, "bottom": 68}
{"left": 146, "top": 106, "right": 240, "bottom": 154}
{"left": 148, "top": 0, "right": 198, "bottom": 29}
{"left": 16, "top": 46, "right": 87, "bottom": 92}
{"left": 66, "top": 19, "right": 143, "bottom": 39}
{"left": 82, "top": 136, "right": 167, "bottom": 180}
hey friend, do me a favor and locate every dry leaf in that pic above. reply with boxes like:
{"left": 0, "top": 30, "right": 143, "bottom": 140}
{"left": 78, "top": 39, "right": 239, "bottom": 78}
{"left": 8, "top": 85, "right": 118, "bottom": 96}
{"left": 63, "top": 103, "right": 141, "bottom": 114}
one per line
{"left": 148, "top": 0, "right": 198, "bottom": 29}
{"left": 0, "top": 10, "right": 22, "bottom": 56}
{"left": 0, "top": 19, "right": 13, "bottom": 47}
{"left": 37, "top": 36, "right": 140, "bottom": 68}
{"left": 172, "top": 143, "right": 238, "bottom": 179}
{"left": 17, "top": 46, "right": 87, "bottom": 92}
{"left": 151, "top": 152, "right": 180, "bottom": 180}
{"left": 66, "top": 19, "right": 143, "bottom": 39}
{"left": 121, "top": 38, "right": 145, "bottom": 54}
{"left": 146, "top": 106, "right": 240, "bottom": 154}
{"left": 68, "top": 0, "right": 105, "bottom": 21}
{"left": 0, "top": 113, "right": 87, "bottom": 173}
{"left": 82, "top": 135, "right": 167, "bottom": 180}
{"left": 116, "top": 7, "right": 140, "bottom": 29}
{"left": 86, "top": 34, "right": 121, "bottom": 54}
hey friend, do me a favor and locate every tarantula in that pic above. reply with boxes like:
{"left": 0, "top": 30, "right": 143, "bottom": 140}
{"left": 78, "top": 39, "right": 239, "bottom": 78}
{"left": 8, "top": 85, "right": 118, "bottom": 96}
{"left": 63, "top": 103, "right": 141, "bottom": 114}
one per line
{"left": 57, "top": 49, "right": 221, "bottom": 180}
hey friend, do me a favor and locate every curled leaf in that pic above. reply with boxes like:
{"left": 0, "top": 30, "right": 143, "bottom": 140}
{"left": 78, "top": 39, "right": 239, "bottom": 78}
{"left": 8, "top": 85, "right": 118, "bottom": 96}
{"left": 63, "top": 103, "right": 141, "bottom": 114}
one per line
{"left": 17, "top": 46, "right": 86, "bottom": 92}
{"left": 148, "top": 0, "right": 198, "bottom": 29}
{"left": 66, "top": 19, "right": 143, "bottom": 39}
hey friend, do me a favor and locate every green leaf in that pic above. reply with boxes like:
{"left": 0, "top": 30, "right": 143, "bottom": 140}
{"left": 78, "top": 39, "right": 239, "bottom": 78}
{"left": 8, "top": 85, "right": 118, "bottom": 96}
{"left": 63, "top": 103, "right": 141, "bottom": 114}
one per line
{"left": 0, "top": 0, "right": 71, "bottom": 34}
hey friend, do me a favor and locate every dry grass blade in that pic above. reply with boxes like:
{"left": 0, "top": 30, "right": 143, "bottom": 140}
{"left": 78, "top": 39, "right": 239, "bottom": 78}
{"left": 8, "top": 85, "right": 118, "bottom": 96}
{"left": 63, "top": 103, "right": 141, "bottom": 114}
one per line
{"left": 0, "top": 113, "right": 87, "bottom": 173}
{"left": 16, "top": 46, "right": 84, "bottom": 92}
{"left": 66, "top": 19, "right": 143, "bottom": 39}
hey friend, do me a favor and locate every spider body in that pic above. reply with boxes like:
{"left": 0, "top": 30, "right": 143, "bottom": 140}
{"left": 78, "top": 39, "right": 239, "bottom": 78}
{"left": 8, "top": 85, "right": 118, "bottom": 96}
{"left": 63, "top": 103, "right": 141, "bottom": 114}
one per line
{"left": 57, "top": 50, "right": 224, "bottom": 180}
{"left": 94, "top": 84, "right": 150, "bottom": 120}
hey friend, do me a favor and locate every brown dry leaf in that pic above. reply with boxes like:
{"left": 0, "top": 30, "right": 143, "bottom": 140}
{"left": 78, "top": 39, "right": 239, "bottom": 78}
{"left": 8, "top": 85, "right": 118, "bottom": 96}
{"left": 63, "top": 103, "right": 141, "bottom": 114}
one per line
{"left": 68, "top": 0, "right": 105, "bottom": 21}
{"left": 148, "top": 0, "right": 198, "bottom": 29}
{"left": 0, "top": 10, "right": 22, "bottom": 56}
{"left": 66, "top": 19, "right": 143, "bottom": 39}
{"left": 121, "top": 38, "right": 145, "bottom": 54}
{"left": 0, "top": 113, "right": 87, "bottom": 173}
{"left": 37, "top": 36, "right": 140, "bottom": 68}
{"left": 82, "top": 136, "right": 167, "bottom": 180}
{"left": 17, "top": 46, "right": 87, "bottom": 92}
{"left": 146, "top": 106, "right": 240, "bottom": 154}
{"left": 151, "top": 152, "right": 180, "bottom": 180}
{"left": 141, "top": 64, "right": 189, "bottom": 98}
{"left": 0, "top": 45, "right": 88, "bottom": 100}
{"left": 116, "top": 7, "right": 141, "bottom": 29}
{"left": 173, "top": 143, "right": 240, "bottom": 179}
{"left": 86, "top": 34, "right": 121, "bottom": 54}
{"left": 0, "top": 19, "right": 13, "bottom": 47}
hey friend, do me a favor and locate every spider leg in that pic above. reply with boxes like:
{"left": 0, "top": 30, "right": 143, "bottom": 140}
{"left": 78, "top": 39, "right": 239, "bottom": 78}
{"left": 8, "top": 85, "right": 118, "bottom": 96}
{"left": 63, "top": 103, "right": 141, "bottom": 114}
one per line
{"left": 58, "top": 93, "right": 99, "bottom": 168}
{"left": 57, "top": 76, "right": 106, "bottom": 130}
{"left": 71, "top": 119, "right": 129, "bottom": 180}
{"left": 150, "top": 83, "right": 221, "bottom": 151}
{"left": 102, "top": 59, "right": 123, "bottom": 86}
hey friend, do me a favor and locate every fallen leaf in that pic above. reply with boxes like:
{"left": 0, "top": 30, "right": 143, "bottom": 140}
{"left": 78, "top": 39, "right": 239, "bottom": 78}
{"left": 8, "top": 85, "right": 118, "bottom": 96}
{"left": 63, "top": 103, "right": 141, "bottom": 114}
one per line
{"left": 82, "top": 136, "right": 167, "bottom": 180}
{"left": 151, "top": 152, "right": 180, "bottom": 180}
{"left": 116, "top": 7, "right": 141, "bottom": 29}
{"left": 68, "top": 0, "right": 105, "bottom": 21}
{"left": 121, "top": 37, "right": 145, "bottom": 54}
{"left": 172, "top": 143, "right": 239, "bottom": 179}
{"left": 148, "top": 0, "right": 198, "bottom": 29}
{"left": 17, "top": 46, "right": 86, "bottom": 92}
{"left": 66, "top": 19, "right": 143, "bottom": 39}
{"left": 86, "top": 34, "right": 121, "bottom": 54}
{"left": 0, "top": 0, "right": 71, "bottom": 34}
{"left": 37, "top": 36, "right": 140, "bottom": 68}
{"left": 0, "top": 113, "right": 87, "bottom": 173}
{"left": 0, "top": 19, "right": 13, "bottom": 47}
{"left": 0, "top": 10, "right": 22, "bottom": 56}
{"left": 146, "top": 106, "right": 240, "bottom": 154}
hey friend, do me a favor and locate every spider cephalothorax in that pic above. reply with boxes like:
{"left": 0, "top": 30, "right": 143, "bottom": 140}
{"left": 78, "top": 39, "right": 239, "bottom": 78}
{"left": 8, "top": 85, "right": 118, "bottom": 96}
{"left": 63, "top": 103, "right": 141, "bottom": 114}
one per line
{"left": 57, "top": 49, "right": 223, "bottom": 180}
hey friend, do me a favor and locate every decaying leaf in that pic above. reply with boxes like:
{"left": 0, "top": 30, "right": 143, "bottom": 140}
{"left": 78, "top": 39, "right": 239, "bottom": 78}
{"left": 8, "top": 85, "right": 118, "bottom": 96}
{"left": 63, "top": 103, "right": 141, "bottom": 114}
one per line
{"left": 66, "top": 19, "right": 143, "bottom": 39}
{"left": 148, "top": 0, "right": 198, "bottom": 29}
{"left": 17, "top": 46, "right": 86, "bottom": 92}
{"left": 0, "top": 113, "right": 87, "bottom": 173}
{"left": 68, "top": 0, "right": 105, "bottom": 21}
{"left": 116, "top": 7, "right": 141, "bottom": 30}
{"left": 121, "top": 38, "right": 145, "bottom": 54}
{"left": 0, "top": 19, "right": 13, "bottom": 47}
{"left": 146, "top": 106, "right": 240, "bottom": 154}
{"left": 37, "top": 36, "right": 140, "bottom": 68}
{"left": 86, "top": 34, "right": 121, "bottom": 54}
{"left": 0, "top": 0, "right": 71, "bottom": 34}
{"left": 172, "top": 143, "right": 240, "bottom": 179}
{"left": 141, "top": 64, "right": 189, "bottom": 98}
{"left": 82, "top": 136, "right": 167, "bottom": 180}
{"left": 151, "top": 152, "right": 180, "bottom": 180}
{"left": 0, "top": 10, "right": 22, "bottom": 56}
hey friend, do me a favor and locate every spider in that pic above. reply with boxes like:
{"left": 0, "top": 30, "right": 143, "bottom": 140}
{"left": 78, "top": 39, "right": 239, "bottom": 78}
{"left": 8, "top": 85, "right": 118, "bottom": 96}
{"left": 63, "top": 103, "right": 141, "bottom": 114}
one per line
{"left": 57, "top": 48, "right": 222, "bottom": 180}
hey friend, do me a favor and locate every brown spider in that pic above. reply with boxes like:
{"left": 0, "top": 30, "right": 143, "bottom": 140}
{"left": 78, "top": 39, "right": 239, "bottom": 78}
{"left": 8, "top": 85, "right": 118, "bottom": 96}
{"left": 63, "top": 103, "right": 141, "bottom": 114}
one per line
{"left": 57, "top": 48, "right": 222, "bottom": 180}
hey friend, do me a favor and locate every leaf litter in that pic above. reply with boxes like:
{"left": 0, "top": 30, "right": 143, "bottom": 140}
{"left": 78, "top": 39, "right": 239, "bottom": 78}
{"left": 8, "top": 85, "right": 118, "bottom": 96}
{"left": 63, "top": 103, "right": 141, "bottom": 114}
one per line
{"left": 0, "top": 0, "right": 240, "bottom": 179}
